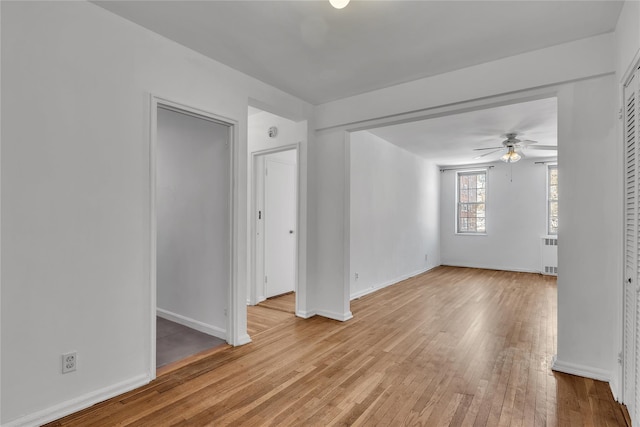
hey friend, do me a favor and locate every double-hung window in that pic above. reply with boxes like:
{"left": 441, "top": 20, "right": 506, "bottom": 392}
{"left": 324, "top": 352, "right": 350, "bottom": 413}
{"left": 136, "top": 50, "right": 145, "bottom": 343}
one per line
{"left": 547, "top": 165, "right": 558, "bottom": 234}
{"left": 457, "top": 170, "right": 486, "bottom": 234}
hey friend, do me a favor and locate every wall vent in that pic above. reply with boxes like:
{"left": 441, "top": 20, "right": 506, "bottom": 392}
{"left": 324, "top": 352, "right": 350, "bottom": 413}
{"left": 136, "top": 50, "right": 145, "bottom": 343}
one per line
{"left": 541, "top": 236, "right": 558, "bottom": 276}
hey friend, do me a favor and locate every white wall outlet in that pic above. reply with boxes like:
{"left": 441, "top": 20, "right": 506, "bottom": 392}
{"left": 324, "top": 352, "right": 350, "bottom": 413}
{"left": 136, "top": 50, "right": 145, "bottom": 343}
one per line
{"left": 62, "top": 352, "right": 77, "bottom": 374}
{"left": 425, "top": 254, "right": 428, "bottom": 262}
{"left": 355, "top": 272, "right": 359, "bottom": 280}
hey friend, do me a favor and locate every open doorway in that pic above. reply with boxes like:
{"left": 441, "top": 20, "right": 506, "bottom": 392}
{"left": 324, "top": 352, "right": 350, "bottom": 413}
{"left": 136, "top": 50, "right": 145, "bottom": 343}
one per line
{"left": 247, "top": 106, "right": 305, "bottom": 326}
{"left": 253, "top": 148, "right": 298, "bottom": 315}
{"left": 347, "top": 96, "right": 558, "bottom": 299}
{"left": 151, "top": 99, "right": 234, "bottom": 374}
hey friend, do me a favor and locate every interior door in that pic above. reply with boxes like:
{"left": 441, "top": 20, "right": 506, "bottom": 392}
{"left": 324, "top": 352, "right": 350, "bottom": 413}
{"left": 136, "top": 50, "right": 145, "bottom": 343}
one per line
{"left": 264, "top": 156, "right": 296, "bottom": 298}
{"left": 624, "top": 69, "right": 639, "bottom": 422}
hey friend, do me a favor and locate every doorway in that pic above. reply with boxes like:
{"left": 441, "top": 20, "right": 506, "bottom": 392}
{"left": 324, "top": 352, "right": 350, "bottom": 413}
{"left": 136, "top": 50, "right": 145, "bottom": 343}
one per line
{"left": 251, "top": 148, "right": 298, "bottom": 315}
{"left": 151, "top": 98, "right": 236, "bottom": 376}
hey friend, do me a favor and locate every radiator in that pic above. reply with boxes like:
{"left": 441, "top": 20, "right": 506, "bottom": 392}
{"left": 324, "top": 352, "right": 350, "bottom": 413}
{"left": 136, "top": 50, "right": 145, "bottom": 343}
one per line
{"left": 541, "top": 236, "right": 558, "bottom": 276}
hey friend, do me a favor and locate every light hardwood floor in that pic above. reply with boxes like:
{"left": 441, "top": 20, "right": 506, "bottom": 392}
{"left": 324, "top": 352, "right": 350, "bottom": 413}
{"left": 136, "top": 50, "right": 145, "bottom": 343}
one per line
{"left": 46, "top": 267, "right": 628, "bottom": 426}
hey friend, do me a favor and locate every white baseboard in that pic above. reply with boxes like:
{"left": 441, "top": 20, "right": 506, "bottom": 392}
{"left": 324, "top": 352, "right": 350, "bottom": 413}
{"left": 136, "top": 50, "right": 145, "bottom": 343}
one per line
{"left": 315, "top": 309, "right": 353, "bottom": 322}
{"left": 551, "top": 355, "right": 611, "bottom": 382}
{"left": 3, "top": 374, "right": 149, "bottom": 427}
{"left": 296, "top": 309, "right": 316, "bottom": 319}
{"left": 441, "top": 263, "right": 540, "bottom": 274}
{"left": 350, "top": 266, "right": 433, "bottom": 300}
{"left": 157, "top": 308, "right": 227, "bottom": 341}
{"left": 609, "top": 375, "right": 621, "bottom": 402}
{"left": 235, "top": 333, "right": 252, "bottom": 346}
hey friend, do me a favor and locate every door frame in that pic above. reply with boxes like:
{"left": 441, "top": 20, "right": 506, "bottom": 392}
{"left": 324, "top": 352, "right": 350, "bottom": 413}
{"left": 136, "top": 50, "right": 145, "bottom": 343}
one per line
{"left": 249, "top": 144, "right": 300, "bottom": 313}
{"left": 149, "top": 95, "right": 239, "bottom": 379}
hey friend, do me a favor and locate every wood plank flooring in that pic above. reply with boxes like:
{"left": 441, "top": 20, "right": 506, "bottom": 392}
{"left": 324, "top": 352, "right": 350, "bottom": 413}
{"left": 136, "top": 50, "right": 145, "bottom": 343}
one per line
{"left": 257, "top": 292, "right": 296, "bottom": 314}
{"left": 46, "top": 266, "right": 628, "bottom": 426}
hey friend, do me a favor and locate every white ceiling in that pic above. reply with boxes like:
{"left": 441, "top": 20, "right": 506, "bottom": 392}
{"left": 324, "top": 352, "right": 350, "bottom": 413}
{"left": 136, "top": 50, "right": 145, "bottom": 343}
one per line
{"left": 93, "top": 0, "right": 623, "bottom": 105}
{"left": 366, "top": 97, "right": 557, "bottom": 166}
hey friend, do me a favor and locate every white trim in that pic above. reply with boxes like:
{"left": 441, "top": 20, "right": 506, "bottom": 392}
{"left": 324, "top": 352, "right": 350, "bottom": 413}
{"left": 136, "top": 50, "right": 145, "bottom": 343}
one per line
{"left": 295, "top": 309, "right": 317, "bottom": 319}
{"left": 315, "top": 309, "right": 354, "bottom": 322}
{"left": 236, "top": 334, "right": 252, "bottom": 346}
{"left": 441, "top": 263, "right": 541, "bottom": 274}
{"left": 610, "top": 375, "right": 621, "bottom": 402}
{"left": 343, "top": 131, "right": 353, "bottom": 324}
{"left": 150, "top": 95, "right": 242, "bottom": 374}
{"left": 157, "top": 308, "right": 227, "bottom": 340}
{"left": 350, "top": 267, "right": 433, "bottom": 300}
{"left": 552, "top": 355, "right": 611, "bottom": 382}
{"left": 2, "top": 374, "right": 149, "bottom": 427}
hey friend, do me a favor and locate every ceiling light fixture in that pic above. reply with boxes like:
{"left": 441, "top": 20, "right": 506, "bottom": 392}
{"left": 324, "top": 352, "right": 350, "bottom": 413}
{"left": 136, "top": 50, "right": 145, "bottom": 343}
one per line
{"left": 330, "top": 0, "right": 350, "bottom": 9}
{"left": 500, "top": 146, "right": 521, "bottom": 163}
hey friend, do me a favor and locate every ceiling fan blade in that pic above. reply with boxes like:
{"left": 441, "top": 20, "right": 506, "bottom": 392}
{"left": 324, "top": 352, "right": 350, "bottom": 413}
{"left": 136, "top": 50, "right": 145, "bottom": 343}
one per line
{"left": 520, "top": 139, "right": 538, "bottom": 145}
{"left": 473, "top": 149, "right": 503, "bottom": 159}
{"left": 526, "top": 145, "right": 557, "bottom": 150}
{"left": 473, "top": 146, "right": 503, "bottom": 151}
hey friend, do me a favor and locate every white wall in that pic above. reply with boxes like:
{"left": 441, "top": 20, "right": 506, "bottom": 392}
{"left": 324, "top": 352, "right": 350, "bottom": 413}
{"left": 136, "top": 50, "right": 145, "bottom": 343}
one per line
{"left": 156, "top": 108, "right": 229, "bottom": 338}
{"left": 350, "top": 131, "right": 440, "bottom": 299}
{"left": 440, "top": 160, "right": 549, "bottom": 273}
{"left": 0, "top": 2, "right": 312, "bottom": 425}
{"left": 555, "top": 74, "right": 619, "bottom": 382}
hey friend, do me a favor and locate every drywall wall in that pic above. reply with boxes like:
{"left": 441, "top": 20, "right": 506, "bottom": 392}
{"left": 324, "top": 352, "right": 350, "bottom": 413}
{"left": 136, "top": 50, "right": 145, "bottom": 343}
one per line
{"left": 554, "top": 74, "right": 619, "bottom": 382}
{"left": 350, "top": 131, "right": 440, "bottom": 299}
{"left": 440, "top": 159, "right": 549, "bottom": 272}
{"left": 316, "top": 33, "right": 614, "bottom": 130}
{"left": 156, "top": 107, "right": 229, "bottom": 338}
{"left": 0, "top": 2, "right": 312, "bottom": 424}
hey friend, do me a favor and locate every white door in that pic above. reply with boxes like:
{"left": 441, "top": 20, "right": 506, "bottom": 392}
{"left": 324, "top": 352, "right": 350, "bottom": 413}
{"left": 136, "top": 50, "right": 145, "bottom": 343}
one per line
{"left": 624, "top": 69, "right": 640, "bottom": 423}
{"left": 264, "top": 156, "right": 296, "bottom": 298}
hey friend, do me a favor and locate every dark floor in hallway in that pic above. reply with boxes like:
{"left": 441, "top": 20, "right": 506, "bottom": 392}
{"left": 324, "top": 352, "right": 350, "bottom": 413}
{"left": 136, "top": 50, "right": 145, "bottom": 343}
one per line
{"left": 156, "top": 317, "right": 227, "bottom": 368}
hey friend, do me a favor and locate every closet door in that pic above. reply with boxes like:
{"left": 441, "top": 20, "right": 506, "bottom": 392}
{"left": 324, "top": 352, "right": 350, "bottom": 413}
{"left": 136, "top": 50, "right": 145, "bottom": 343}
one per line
{"left": 624, "top": 69, "right": 640, "bottom": 423}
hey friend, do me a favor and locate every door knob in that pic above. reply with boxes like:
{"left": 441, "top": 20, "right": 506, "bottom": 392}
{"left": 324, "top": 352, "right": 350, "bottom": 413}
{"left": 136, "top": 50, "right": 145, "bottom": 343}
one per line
{"left": 289, "top": 230, "right": 294, "bottom": 234}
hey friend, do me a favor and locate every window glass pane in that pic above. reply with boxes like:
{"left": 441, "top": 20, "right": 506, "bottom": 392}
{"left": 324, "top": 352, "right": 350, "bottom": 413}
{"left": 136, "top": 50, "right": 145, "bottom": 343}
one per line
{"left": 469, "top": 189, "right": 477, "bottom": 202}
{"left": 460, "top": 175, "right": 469, "bottom": 189}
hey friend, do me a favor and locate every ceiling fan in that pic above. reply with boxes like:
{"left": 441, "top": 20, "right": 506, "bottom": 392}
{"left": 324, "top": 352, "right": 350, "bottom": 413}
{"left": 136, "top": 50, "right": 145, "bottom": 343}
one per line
{"left": 473, "top": 132, "right": 557, "bottom": 163}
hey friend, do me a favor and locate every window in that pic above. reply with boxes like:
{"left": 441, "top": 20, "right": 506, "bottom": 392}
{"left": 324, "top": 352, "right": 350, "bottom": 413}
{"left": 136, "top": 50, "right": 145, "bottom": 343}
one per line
{"left": 548, "top": 165, "right": 558, "bottom": 234}
{"left": 457, "top": 170, "right": 486, "bottom": 233}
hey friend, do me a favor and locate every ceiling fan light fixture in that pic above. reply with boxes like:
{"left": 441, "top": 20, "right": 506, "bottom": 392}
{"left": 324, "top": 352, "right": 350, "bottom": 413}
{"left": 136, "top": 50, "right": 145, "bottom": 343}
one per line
{"left": 500, "top": 147, "right": 521, "bottom": 163}
{"left": 330, "top": 0, "right": 350, "bottom": 9}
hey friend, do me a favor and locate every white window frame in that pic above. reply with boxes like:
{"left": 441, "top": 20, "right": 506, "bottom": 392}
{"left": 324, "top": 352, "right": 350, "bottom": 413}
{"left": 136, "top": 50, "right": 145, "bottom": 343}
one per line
{"left": 455, "top": 169, "right": 487, "bottom": 235}
{"left": 547, "top": 164, "right": 558, "bottom": 235}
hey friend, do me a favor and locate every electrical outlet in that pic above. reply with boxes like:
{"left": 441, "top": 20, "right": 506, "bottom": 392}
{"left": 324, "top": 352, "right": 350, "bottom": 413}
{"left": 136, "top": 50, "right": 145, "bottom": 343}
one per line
{"left": 355, "top": 272, "right": 359, "bottom": 280}
{"left": 62, "top": 352, "right": 77, "bottom": 374}
{"left": 425, "top": 254, "right": 428, "bottom": 262}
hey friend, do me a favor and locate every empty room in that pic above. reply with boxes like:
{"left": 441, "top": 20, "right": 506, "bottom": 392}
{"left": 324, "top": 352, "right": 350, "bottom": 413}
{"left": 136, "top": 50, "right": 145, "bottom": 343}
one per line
{"left": 2, "top": 0, "right": 639, "bottom": 426}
